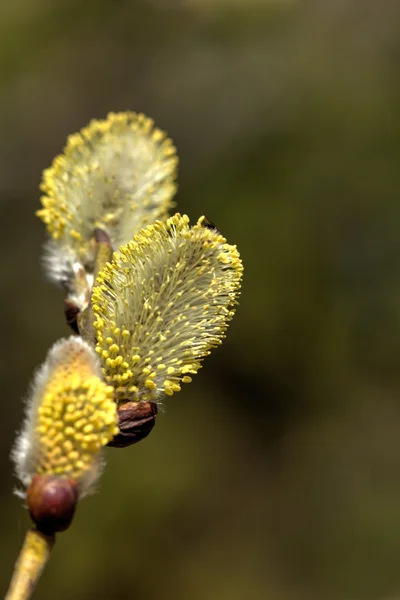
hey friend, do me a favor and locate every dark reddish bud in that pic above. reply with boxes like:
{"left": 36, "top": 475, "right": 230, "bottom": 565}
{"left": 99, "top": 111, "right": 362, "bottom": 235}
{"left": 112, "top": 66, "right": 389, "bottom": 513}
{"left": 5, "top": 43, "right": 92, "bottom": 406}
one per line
{"left": 94, "top": 227, "right": 112, "bottom": 246}
{"left": 64, "top": 300, "right": 80, "bottom": 334}
{"left": 107, "top": 401, "right": 158, "bottom": 448}
{"left": 26, "top": 475, "right": 79, "bottom": 535}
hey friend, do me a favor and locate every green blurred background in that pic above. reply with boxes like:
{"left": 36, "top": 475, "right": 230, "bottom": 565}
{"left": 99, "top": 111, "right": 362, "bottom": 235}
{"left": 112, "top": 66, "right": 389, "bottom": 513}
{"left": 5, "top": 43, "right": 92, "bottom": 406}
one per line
{"left": 2, "top": 1, "right": 400, "bottom": 598}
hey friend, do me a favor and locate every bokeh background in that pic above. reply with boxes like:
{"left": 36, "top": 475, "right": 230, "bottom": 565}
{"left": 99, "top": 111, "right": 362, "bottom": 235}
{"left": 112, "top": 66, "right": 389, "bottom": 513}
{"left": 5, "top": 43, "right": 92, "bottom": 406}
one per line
{"left": 1, "top": 1, "right": 400, "bottom": 599}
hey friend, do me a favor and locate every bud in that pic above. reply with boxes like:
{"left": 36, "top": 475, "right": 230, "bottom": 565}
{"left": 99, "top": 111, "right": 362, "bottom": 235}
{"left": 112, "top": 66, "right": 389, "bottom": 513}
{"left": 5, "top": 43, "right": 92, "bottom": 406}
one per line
{"left": 108, "top": 401, "right": 158, "bottom": 448}
{"left": 26, "top": 475, "right": 78, "bottom": 534}
{"left": 64, "top": 299, "right": 80, "bottom": 333}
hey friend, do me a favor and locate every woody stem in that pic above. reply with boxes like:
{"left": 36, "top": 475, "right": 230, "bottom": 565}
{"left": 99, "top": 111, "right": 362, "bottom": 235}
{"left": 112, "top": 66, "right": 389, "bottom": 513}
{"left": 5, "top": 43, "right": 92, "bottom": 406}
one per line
{"left": 5, "top": 528, "right": 55, "bottom": 600}
{"left": 78, "top": 228, "right": 113, "bottom": 343}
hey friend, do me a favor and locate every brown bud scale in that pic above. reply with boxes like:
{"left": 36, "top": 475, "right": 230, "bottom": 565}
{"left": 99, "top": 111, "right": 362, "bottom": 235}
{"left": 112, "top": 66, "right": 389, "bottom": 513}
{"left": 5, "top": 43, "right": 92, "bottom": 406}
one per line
{"left": 26, "top": 475, "right": 78, "bottom": 535}
{"left": 64, "top": 300, "right": 81, "bottom": 334}
{"left": 107, "top": 401, "right": 157, "bottom": 448}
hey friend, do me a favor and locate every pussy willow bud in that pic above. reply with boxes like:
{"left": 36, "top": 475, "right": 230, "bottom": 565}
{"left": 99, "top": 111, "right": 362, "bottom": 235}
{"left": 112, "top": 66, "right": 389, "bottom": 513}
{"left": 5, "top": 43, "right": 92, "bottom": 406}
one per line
{"left": 12, "top": 337, "right": 119, "bottom": 506}
{"left": 36, "top": 111, "right": 178, "bottom": 315}
{"left": 92, "top": 213, "right": 243, "bottom": 405}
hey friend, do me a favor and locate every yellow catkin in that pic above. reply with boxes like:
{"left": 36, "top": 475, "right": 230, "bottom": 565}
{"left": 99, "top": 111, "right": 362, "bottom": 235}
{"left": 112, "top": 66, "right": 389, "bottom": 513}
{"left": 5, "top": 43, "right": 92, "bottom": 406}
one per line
{"left": 35, "top": 344, "right": 118, "bottom": 482}
{"left": 36, "top": 111, "right": 178, "bottom": 259}
{"left": 13, "top": 337, "right": 119, "bottom": 492}
{"left": 92, "top": 213, "right": 243, "bottom": 404}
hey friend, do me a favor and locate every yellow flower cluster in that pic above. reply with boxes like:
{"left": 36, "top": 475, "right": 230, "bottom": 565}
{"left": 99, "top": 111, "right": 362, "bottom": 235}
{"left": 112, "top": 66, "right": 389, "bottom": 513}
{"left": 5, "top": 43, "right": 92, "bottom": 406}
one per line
{"left": 13, "top": 338, "right": 119, "bottom": 495}
{"left": 37, "top": 112, "right": 178, "bottom": 257}
{"left": 92, "top": 213, "right": 243, "bottom": 403}
{"left": 36, "top": 361, "right": 118, "bottom": 481}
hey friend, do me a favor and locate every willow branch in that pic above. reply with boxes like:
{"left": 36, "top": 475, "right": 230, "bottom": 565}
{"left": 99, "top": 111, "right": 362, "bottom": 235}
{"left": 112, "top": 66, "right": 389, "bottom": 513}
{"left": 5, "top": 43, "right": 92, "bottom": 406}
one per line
{"left": 5, "top": 529, "right": 55, "bottom": 600}
{"left": 78, "top": 228, "right": 113, "bottom": 344}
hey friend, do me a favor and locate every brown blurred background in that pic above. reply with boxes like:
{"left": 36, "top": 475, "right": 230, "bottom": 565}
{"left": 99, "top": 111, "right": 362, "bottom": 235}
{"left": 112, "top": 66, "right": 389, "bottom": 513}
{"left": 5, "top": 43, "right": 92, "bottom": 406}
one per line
{"left": 2, "top": 1, "right": 400, "bottom": 598}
